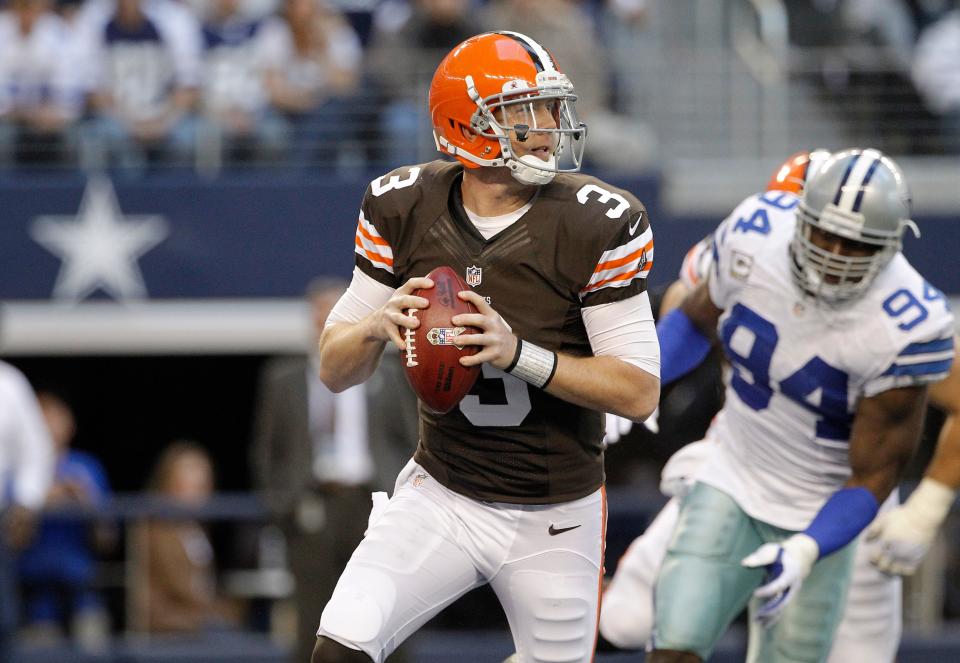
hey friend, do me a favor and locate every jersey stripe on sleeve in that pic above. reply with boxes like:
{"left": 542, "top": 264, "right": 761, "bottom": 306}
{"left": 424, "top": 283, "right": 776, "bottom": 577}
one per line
{"left": 865, "top": 335, "right": 954, "bottom": 395}
{"left": 580, "top": 227, "right": 653, "bottom": 297}
{"left": 354, "top": 210, "right": 394, "bottom": 274}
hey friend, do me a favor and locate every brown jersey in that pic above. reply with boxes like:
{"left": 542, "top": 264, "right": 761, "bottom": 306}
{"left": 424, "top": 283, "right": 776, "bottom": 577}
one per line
{"left": 353, "top": 160, "right": 653, "bottom": 504}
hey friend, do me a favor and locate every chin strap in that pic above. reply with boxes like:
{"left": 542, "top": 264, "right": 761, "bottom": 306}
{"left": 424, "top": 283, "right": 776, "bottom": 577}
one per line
{"left": 509, "top": 154, "right": 556, "bottom": 185}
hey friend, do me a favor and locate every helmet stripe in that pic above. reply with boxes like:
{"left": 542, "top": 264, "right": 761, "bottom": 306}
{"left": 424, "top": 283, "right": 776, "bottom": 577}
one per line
{"left": 831, "top": 154, "right": 860, "bottom": 206}
{"left": 834, "top": 149, "right": 883, "bottom": 211}
{"left": 852, "top": 157, "right": 882, "bottom": 212}
{"left": 497, "top": 31, "right": 556, "bottom": 73}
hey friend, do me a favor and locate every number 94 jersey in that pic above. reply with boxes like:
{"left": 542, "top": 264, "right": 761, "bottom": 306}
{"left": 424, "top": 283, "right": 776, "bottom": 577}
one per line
{"left": 701, "top": 191, "right": 954, "bottom": 530}
{"left": 353, "top": 160, "right": 653, "bottom": 505}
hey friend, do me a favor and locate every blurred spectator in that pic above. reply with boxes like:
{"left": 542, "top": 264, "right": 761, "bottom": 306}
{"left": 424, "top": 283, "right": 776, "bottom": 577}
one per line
{"left": 79, "top": 0, "right": 202, "bottom": 173}
{"left": 0, "top": 0, "right": 87, "bottom": 167}
{"left": 911, "top": 5, "right": 960, "bottom": 153}
{"left": 0, "top": 362, "right": 55, "bottom": 663}
{"left": 600, "top": 0, "right": 658, "bottom": 123}
{"left": 905, "top": 0, "right": 957, "bottom": 32}
{"left": 18, "top": 391, "right": 112, "bottom": 651}
{"left": 198, "top": 0, "right": 287, "bottom": 168}
{"left": 251, "top": 277, "right": 418, "bottom": 663}
{"left": 480, "top": 0, "right": 657, "bottom": 171}
{"left": 131, "top": 441, "right": 238, "bottom": 634}
{"left": 257, "top": 0, "right": 363, "bottom": 169}
{"left": 365, "top": 0, "right": 483, "bottom": 164}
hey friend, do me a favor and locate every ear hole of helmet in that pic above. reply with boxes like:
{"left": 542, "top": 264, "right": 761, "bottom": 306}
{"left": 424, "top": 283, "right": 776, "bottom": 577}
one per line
{"left": 459, "top": 123, "right": 479, "bottom": 143}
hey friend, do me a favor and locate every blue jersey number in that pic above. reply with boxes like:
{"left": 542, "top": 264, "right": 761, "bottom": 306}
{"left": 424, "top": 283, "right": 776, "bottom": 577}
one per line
{"left": 733, "top": 209, "right": 771, "bottom": 235}
{"left": 759, "top": 191, "right": 799, "bottom": 210}
{"left": 720, "top": 304, "right": 851, "bottom": 440}
{"left": 882, "top": 282, "right": 947, "bottom": 331}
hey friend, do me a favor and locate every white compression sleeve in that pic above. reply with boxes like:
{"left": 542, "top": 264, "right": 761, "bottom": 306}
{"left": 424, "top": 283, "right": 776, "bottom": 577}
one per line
{"left": 582, "top": 291, "right": 660, "bottom": 378}
{"left": 326, "top": 267, "right": 394, "bottom": 326}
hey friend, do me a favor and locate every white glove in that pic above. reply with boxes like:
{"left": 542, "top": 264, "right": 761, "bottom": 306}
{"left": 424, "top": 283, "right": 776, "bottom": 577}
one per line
{"left": 642, "top": 406, "right": 660, "bottom": 433}
{"left": 865, "top": 478, "right": 955, "bottom": 576}
{"left": 741, "top": 534, "right": 819, "bottom": 627}
{"left": 603, "top": 413, "right": 634, "bottom": 445}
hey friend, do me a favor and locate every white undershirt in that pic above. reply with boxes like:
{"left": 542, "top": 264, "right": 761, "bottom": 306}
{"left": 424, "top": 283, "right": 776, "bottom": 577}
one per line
{"left": 463, "top": 199, "right": 534, "bottom": 240}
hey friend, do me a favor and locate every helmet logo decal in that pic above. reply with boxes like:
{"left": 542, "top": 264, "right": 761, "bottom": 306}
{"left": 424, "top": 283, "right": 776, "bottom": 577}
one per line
{"left": 503, "top": 79, "right": 533, "bottom": 94}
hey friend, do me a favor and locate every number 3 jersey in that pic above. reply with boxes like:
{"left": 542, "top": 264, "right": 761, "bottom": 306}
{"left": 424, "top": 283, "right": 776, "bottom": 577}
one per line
{"left": 353, "top": 160, "right": 653, "bottom": 504}
{"left": 699, "top": 191, "right": 954, "bottom": 530}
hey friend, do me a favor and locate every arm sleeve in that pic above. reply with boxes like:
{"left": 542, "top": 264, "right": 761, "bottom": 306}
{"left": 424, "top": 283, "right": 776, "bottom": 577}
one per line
{"left": 327, "top": 266, "right": 395, "bottom": 326}
{"left": 582, "top": 291, "right": 660, "bottom": 378}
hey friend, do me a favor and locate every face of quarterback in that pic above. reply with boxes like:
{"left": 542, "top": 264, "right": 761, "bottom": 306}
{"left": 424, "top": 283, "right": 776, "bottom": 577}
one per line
{"left": 498, "top": 97, "right": 560, "bottom": 163}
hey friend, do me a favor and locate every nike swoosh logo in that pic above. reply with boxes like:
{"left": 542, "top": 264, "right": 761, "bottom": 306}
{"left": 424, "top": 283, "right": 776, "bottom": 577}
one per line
{"left": 548, "top": 524, "right": 581, "bottom": 536}
{"left": 628, "top": 212, "right": 644, "bottom": 236}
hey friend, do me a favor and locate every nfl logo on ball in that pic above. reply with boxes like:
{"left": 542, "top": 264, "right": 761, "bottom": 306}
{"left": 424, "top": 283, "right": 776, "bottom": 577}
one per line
{"left": 466, "top": 265, "right": 482, "bottom": 287}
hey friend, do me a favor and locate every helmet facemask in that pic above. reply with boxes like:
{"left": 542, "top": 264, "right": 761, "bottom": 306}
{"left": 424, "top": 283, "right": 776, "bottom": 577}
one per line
{"left": 790, "top": 202, "right": 904, "bottom": 304}
{"left": 465, "top": 71, "right": 587, "bottom": 185}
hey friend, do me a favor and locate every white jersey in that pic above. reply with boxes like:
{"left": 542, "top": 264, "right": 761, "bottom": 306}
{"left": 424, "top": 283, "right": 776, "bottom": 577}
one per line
{"left": 698, "top": 191, "right": 954, "bottom": 530}
{"left": 0, "top": 11, "right": 86, "bottom": 118}
{"left": 0, "top": 361, "right": 55, "bottom": 510}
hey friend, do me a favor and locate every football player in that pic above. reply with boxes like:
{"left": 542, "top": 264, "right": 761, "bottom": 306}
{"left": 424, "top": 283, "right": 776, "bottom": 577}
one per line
{"left": 312, "top": 32, "right": 661, "bottom": 663}
{"left": 643, "top": 148, "right": 954, "bottom": 663}
{"left": 599, "top": 153, "right": 960, "bottom": 663}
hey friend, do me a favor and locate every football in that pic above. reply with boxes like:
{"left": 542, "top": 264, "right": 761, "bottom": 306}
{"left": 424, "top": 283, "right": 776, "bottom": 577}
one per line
{"left": 401, "top": 266, "right": 481, "bottom": 414}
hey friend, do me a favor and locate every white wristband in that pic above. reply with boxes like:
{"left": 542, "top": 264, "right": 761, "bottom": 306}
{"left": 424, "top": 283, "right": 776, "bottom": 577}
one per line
{"left": 506, "top": 339, "right": 557, "bottom": 389}
{"left": 906, "top": 478, "right": 956, "bottom": 529}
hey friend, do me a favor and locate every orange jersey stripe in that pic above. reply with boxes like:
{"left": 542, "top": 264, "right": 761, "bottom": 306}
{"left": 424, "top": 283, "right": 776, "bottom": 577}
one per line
{"left": 357, "top": 220, "right": 390, "bottom": 247}
{"left": 354, "top": 235, "right": 394, "bottom": 266}
{"left": 592, "top": 240, "right": 654, "bottom": 275}
{"left": 582, "top": 261, "right": 653, "bottom": 293}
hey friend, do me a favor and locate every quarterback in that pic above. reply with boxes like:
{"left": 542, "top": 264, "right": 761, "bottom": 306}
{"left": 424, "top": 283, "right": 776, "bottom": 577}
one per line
{"left": 645, "top": 148, "right": 954, "bottom": 663}
{"left": 312, "top": 32, "right": 660, "bottom": 663}
{"left": 600, "top": 150, "right": 960, "bottom": 663}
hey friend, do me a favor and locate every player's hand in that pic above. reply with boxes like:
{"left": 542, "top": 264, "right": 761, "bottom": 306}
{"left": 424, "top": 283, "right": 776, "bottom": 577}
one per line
{"left": 865, "top": 478, "right": 955, "bottom": 576}
{"left": 603, "top": 413, "right": 633, "bottom": 445}
{"left": 371, "top": 277, "right": 433, "bottom": 350}
{"left": 741, "top": 534, "right": 819, "bottom": 627}
{"left": 452, "top": 291, "right": 518, "bottom": 370}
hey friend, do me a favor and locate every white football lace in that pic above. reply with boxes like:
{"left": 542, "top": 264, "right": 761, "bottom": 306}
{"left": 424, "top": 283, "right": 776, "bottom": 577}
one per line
{"left": 404, "top": 308, "right": 418, "bottom": 367}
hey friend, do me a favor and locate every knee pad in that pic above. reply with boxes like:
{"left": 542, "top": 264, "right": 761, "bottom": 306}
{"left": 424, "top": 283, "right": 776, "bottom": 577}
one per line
{"left": 506, "top": 568, "right": 596, "bottom": 663}
{"left": 318, "top": 567, "right": 396, "bottom": 655}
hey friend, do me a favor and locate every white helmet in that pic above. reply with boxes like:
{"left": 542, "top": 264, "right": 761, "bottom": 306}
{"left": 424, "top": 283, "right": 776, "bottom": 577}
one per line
{"left": 790, "top": 148, "right": 918, "bottom": 303}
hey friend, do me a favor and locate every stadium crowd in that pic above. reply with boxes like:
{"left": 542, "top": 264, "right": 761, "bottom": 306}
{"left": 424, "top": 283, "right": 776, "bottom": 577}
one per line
{"left": 1, "top": 0, "right": 958, "bottom": 173}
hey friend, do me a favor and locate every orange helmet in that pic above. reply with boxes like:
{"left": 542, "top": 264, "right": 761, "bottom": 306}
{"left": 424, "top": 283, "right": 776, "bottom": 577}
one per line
{"left": 766, "top": 149, "right": 832, "bottom": 194}
{"left": 429, "top": 32, "right": 587, "bottom": 185}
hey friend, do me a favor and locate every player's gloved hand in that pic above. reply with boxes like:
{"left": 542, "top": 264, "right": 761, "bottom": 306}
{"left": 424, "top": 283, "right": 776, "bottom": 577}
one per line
{"left": 603, "top": 413, "right": 633, "bottom": 445}
{"left": 741, "top": 534, "right": 819, "bottom": 627}
{"left": 865, "top": 478, "right": 955, "bottom": 576}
